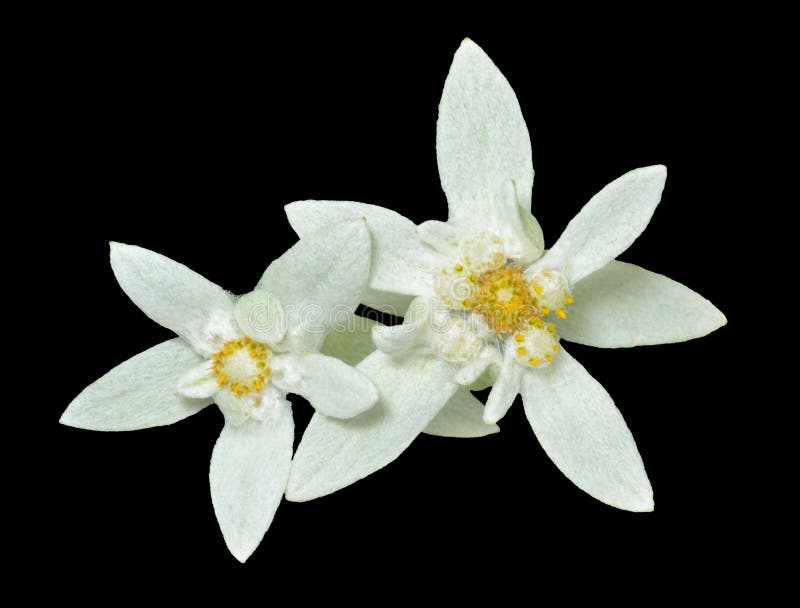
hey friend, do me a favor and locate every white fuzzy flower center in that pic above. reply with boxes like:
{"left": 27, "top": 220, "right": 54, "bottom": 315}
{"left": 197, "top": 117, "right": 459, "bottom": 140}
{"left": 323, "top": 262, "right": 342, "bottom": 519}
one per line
{"left": 433, "top": 231, "right": 575, "bottom": 368}
{"left": 212, "top": 336, "right": 272, "bottom": 396}
{"left": 434, "top": 317, "right": 484, "bottom": 363}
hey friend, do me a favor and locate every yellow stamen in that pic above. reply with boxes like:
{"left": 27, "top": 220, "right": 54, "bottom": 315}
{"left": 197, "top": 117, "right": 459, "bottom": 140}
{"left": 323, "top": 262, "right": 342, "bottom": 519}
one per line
{"left": 517, "top": 347, "right": 527, "bottom": 355}
{"left": 464, "top": 264, "right": 539, "bottom": 334}
{"left": 557, "top": 309, "right": 567, "bottom": 319}
{"left": 553, "top": 344, "right": 561, "bottom": 352}
{"left": 548, "top": 323, "right": 556, "bottom": 333}
{"left": 545, "top": 354, "right": 553, "bottom": 362}
{"left": 454, "top": 264, "right": 463, "bottom": 272}
{"left": 515, "top": 334, "right": 525, "bottom": 342}
{"left": 534, "top": 285, "right": 544, "bottom": 296}
{"left": 565, "top": 296, "right": 574, "bottom": 305}
{"left": 529, "top": 358, "right": 541, "bottom": 366}
{"left": 211, "top": 338, "right": 271, "bottom": 398}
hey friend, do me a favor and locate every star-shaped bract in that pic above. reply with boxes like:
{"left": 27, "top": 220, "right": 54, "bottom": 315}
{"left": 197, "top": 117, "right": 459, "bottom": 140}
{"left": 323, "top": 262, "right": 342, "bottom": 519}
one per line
{"left": 61, "top": 221, "right": 378, "bottom": 560}
{"left": 285, "top": 40, "right": 725, "bottom": 511}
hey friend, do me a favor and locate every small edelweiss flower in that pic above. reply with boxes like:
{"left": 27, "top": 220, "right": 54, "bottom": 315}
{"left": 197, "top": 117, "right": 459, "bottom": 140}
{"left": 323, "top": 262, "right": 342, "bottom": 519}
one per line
{"left": 283, "top": 40, "right": 726, "bottom": 511}
{"left": 60, "top": 221, "right": 378, "bottom": 561}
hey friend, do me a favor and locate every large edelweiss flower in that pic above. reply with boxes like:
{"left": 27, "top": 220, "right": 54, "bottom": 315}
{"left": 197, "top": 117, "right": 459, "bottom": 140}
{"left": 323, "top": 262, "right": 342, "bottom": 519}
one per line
{"left": 284, "top": 40, "right": 725, "bottom": 511}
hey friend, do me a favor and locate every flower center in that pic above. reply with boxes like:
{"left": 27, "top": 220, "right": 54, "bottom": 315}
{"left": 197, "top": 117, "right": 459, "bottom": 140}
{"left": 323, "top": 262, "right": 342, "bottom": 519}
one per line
{"left": 432, "top": 231, "right": 577, "bottom": 368}
{"left": 211, "top": 336, "right": 271, "bottom": 397}
{"left": 466, "top": 265, "right": 539, "bottom": 334}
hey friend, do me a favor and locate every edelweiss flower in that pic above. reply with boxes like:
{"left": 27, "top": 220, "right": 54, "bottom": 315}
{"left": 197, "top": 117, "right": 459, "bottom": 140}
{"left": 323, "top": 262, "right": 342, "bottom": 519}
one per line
{"left": 284, "top": 40, "right": 725, "bottom": 510}
{"left": 61, "top": 221, "right": 378, "bottom": 561}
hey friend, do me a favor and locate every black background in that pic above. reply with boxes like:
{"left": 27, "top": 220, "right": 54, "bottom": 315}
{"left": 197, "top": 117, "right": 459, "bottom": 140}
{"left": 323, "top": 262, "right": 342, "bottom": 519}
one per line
{"left": 31, "top": 11, "right": 754, "bottom": 594}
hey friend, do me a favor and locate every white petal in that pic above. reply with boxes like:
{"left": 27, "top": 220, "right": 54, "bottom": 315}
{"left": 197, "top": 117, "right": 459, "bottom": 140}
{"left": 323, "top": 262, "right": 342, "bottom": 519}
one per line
{"left": 370, "top": 295, "right": 437, "bottom": 356}
{"left": 215, "top": 386, "right": 291, "bottom": 427}
{"left": 234, "top": 290, "right": 286, "bottom": 346}
{"left": 559, "top": 261, "right": 727, "bottom": 347}
{"left": 466, "top": 358, "right": 501, "bottom": 391}
{"left": 110, "top": 243, "right": 235, "bottom": 354}
{"left": 210, "top": 409, "right": 294, "bottom": 562}
{"left": 214, "top": 389, "right": 251, "bottom": 426}
{"left": 372, "top": 322, "right": 423, "bottom": 355}
{"left": 176, "top": 360, "right": 218, "bottom": 399}
{"left": 286, "top": 350, "right": 458, "bottom": 501}
{"left": 285, "top": 200, "right": 444, "bottom": 298}
{"left": 272, "top": 353, "right": 378, "bottom": 419}
{"left": 521, "top": 349, "right": 653, "bottom": 512}
{"left": 321, "top": 313, "right": 379, "bottom": 366}
{"left": 490, "top": 180, "right": 543, "bottom": 263}
{"left": 61, "top": 339, "right": 210, "bottom": 431}
{"left": 424, "top": 388, "right": 499, "bottom": 438}
{"left": 530, "top": 166, "right": 667, "bottom": 284}
{"left": 437, "top": 40, "right": 535, "bottom": 238}
{"left": 483, "top": 345, "right": 523, "bottom": 424}
{"left": 517, "top": 207, "right": 546, "bottom": 259}
{"left": 417, "top": 220, "right": 461, "bottom": 256}
{"left": 258, "top": 220, "right": 371, "bottom": 348}
{"left": 453, "top": 344, "right": 501, "bottom": 386}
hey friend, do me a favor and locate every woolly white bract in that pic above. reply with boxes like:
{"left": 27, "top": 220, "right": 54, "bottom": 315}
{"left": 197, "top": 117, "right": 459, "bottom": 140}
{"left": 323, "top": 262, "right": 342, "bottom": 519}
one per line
{"left": 285, "top": 40, "right": 726, "bottom": 511}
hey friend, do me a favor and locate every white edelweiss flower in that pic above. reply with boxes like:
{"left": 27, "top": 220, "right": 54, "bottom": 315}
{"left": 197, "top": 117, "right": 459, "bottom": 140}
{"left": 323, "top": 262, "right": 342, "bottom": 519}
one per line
{"left": 283, "top": 39, "right": 726, "bottom": 512}
{"left": 60, "top": 220, "right": 378, "bottom": 562}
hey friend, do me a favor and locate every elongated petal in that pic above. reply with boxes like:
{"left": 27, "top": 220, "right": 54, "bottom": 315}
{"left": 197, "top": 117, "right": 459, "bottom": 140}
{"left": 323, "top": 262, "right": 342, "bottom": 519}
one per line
{"left": 210, "top": 408, "right": 294, "bottom": 562}
{"left": 424, "top": 388, "right": 499, "bottom": 438}
{"left": 285, "top": 200, "right": 444, "bottom": 298}
{"left": 176, "top": 360, "right": 218, "bottom": 399}
{"left": 61, "top": 339, "right": 210, "bottom": 431}
{"left": 258, "top": 220, "right": 371, "bottom": 347}
{"left": 372, "top": 322, "right": 423, "bottom": 355}
{"left": 559, "top": 261, "right": 727, "bottom": 347}
{"left": 437, "top": 40, "right": 535, "bottom": 236}
{"left": 489, "top": 180, "right": 543, "bottom": 262}
{"left": 521, "top": 349, "right": 652, "bottom": 512}
{"left": 235, "top": 290, "right": 286, "bottom": 346}
{"left": 286, "top": 351, "right": 458, "bottom": 501}
{"left": 531, "top": 166, "right": 667, "bottom": 284}
{"left": 518, "top": 207, "right": 545, "bottom": 259}
{"left": 321, "top": 314, "right": 379, "bottom": 366}
{"left": 483, "top": 346, "right": 523, "bottom": 424}
{"left": 272, "top": 353, "right": 378, "bottom": 419}
{"left": 110, "top": 243, "right": 235, "bottom": 354}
